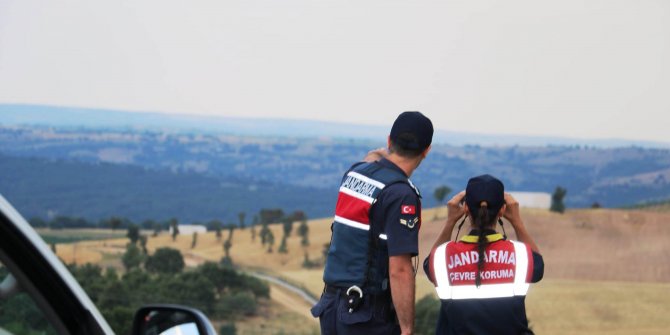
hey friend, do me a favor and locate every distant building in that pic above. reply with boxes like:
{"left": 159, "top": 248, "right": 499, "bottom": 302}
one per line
{"left": 169, "top": 224, "right": 207, "bottom": 235}
{"left": 509, "top": 192, "right": 551, "bottom": 209}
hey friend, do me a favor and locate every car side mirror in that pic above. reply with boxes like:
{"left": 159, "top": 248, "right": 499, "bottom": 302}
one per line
{"left": 131, "top": 304, "right": 217, "bottom": 335}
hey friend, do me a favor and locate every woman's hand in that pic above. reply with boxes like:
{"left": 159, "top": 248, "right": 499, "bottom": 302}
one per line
{"left": 446, "top": 190, "right": 467, "bottom": 225}
{"left": 431, "top": 190, "right": 467, "bottom": 248}
{"left": 503, "top": 193, "right": 522, "bottom": 227}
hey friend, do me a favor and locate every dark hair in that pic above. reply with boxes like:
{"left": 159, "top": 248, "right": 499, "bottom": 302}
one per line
{"left": 389, "top": 133, "right": 425, "bottom": 158}
{"left": 472, "top": 203, "right": 497, "bottom": 287}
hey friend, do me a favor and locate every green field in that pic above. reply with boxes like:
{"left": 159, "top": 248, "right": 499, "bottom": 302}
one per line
{"left": 37, "top": 228, "right": 126, "bottom": 244}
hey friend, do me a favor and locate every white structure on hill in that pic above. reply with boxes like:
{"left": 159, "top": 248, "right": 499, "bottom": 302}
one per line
{"left": 508, "top": 192, "right": 551, "bottom": 209}
{"left": 169, "top": 224, "right": 207, "bottom": 235}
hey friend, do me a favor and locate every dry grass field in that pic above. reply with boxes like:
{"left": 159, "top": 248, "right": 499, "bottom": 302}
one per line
{"left": 54, "top": 207, "right": 670, "bottom": 334}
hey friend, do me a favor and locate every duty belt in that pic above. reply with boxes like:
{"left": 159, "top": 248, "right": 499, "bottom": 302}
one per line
{"left": 324, "top": 285, "right": 392, "bottom": 311}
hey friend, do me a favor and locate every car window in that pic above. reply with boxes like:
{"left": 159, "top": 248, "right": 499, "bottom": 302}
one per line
{"left": 0, "top": 261, "right": 58, "bottom": 335}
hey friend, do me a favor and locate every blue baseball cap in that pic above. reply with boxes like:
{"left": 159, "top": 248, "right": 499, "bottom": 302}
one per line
{"left": 390, "top": 111, "right": 433, "bottom": 151}
{"left": 465, "top": 174, "right": 505, "bottom": 215}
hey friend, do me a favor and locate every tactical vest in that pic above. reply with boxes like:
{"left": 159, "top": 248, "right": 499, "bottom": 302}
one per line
{"left": 428, "top": 236, "right": 534, "bottom": 300}
{"left": 323, "top": 161, "right": 420, "bottom": 292}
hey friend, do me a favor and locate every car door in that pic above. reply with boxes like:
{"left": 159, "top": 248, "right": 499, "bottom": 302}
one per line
{"left": 0, "top": 194, "right": 114, "bottom": 334}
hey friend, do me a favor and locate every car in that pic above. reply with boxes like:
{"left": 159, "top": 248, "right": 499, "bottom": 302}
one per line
{"left": 0, "top": 194, "right": 217, "bottom": 335}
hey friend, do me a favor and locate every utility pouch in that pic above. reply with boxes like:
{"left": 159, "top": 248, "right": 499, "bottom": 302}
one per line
{"left": 337, "top": 294, "right": 372, "bottom": 325}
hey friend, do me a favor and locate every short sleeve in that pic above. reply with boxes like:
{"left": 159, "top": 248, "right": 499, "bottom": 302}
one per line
{"left": 423, "top": 255, "right": 437, "bottom": 286}
{"left": 381, "top": 183, "right": 421, "bottom": 257}
{"left": 531, "top": 252, "right": 544, "bottom": 283}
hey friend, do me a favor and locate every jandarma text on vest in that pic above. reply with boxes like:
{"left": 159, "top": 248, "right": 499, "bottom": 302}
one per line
{"left": 447, "top": 249, "right": 516, "bottom": 269}
{"left": 342, "top": 175, "right": 377, "bottom": 198}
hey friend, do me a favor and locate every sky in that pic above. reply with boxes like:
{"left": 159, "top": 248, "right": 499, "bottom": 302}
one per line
{"left": 0, "top": 0, "right": 669, "bottom": 143}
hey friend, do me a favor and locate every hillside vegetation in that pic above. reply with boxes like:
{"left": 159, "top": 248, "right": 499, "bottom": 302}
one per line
{"left": 0, "top": 154, "right": 334, "bottom": 222}
{"left": 626, "top": 199, "right": 670, "bottom": 212}
{"left": 55, "top": 207, "right": 670, "bottom": 335}
{"left": 1, "top": 125, "right": 670, "bottom": 224}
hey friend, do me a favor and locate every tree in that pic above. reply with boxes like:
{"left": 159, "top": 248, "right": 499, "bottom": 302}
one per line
{"left": 297, "top": 219, "right": 309, "bottom": 246}
{"left": 302, "top": 252, "right": 317, "bottom": 269}
{"left": 550, "top": 186, "right": 567, "bottom": 213}
{"left": 122, "top": 243, "right": 144, "bottom": 271}
{"left": 278, "top": 235, "right": 288, "bottom": 254}
{"left": 210, "top": 220, "right": 223, "bottom": 241}
{"left": 259, "top": 208, "right": 284, "bottom": 224}
{"left": 216, "top": 291, "right": 257, "bottom": 318}
{"left": 222, "top": 238, "right": 233, "bottom": 266}
{"left": 266, "top": 230, "right": 275, "bottom": 253}
{"left": 28, "top": 217, "right": 47, "bottom": 228}
{"left": 107, "top": 216, "right": 123, "bottom": 231}
{"left": 152, "top": 222, "right": 162, "bottom": 237}
{"left": 251, "top": 215, "right": 259, "bottom": 242}
{"left": 322, "top": 243, "right": 330, "bottom": 261}
{"left": 237, "top": 212, "right": 246, "bottom": 229}
{"left": 260, "top": 223, "right": 270, "bottom": 247}
{"left": 145, "top": 248, "right": 185, "bottom": 274}
{"left": 434, "top": 185, "right": 452, "bottom": 218}
{"left": 138, "top": 235, "right": 148, "bottom": 254}
{"left": 282, "top": 217, "right": 294, "bottom": 237}
{"left": 191, "top": 232, "right": 198, "bottom": 249}
{"left": 219, "top": 323, "right": 237, "bottom": 335}
{"left": 126, "top": 224, "right": 140, "bottom": 245}
{"left": 289, "top": 210, "right": 307, "bottom": 222}
{"left": 140, "top": 219, "right": 156, "bottom": 230}
{"left": 434, "top": 185, "right": 451, "bottom": 204}
{"left": 226, "top": 224, "right": 236, "bottom": 241}
{"left": 415, "top": 294, "right": 440, "bottom": 335}
{"left": 169, "top": 218, "right": 179, "bottom": 241}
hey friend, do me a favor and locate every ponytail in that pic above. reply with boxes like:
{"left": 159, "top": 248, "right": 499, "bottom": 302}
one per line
{"left": 474, "top": 204, "right": 490, "bottom": 287}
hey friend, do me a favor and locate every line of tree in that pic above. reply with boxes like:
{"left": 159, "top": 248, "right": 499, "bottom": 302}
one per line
{"left": 551, "top": 186, "right": 568, "bottom": 213}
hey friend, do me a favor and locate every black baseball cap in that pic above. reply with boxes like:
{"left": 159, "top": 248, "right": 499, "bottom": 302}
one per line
{"left": 465, "top": 174, "right": 505, "bottom": 215}
{"left": 389, "top": 111, "right": 433, "bottom": 151}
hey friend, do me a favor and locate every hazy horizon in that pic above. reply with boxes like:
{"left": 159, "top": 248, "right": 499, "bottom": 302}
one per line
{"left": 3, "top": 103, "right": 670, "bottom": 149}
{"left": 1, "top": 1, "right": 669, "bottom": 143}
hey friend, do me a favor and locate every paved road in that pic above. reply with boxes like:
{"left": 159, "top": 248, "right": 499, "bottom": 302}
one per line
{"left": 250, "top": 272, "right": 318, "bottom": 306}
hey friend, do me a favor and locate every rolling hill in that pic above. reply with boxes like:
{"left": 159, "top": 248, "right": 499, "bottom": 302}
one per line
{"left": 54, "top": 207, "right": 670, "bottom": 335}
{"left": 0, "top": 154, "right": 334, "bottom": 222}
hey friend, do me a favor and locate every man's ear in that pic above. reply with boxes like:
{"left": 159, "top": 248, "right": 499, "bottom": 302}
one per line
{"left": 421, "top": 145, "right": 432, "bottom": 158}
{"left": 387, "top": 136, "right": 392, "bottom": 150}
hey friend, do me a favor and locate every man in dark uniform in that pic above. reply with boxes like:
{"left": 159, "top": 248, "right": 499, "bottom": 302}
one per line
{"left": 311, "top": 111, "right": 434, "bottom": 335}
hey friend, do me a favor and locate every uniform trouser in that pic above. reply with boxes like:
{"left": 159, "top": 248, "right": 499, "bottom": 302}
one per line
{"left": 311, "top": 288, "right": 400, "bottom": 335}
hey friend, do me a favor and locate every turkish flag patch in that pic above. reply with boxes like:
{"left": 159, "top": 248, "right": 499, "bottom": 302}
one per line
{"left": 401, "top": 205, "right": 416, "bottom": 215}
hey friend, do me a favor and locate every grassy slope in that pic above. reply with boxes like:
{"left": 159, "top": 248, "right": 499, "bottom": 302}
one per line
{"left": 629, "top": 200, "right": 670, "bottom": 212}
{"left": 37, "top": 228, "right": 126, "bottom": 244}
{"left": 56, "top": 207, "right": 670, "bottom": 335}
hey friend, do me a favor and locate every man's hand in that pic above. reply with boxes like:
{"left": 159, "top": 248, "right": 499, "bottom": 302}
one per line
{"left": 389, "top": 254, "right": 415, "bottom": 335}
{"left": 363, "top": 147, "right": 389, "bottom": 162}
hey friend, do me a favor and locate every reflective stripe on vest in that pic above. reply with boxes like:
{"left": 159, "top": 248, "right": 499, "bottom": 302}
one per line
{"left": 333, "top": 170, "right": 387, "bottom": 231}
{"left": 433, "top": 240, "right": 530, "bottom": 300}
